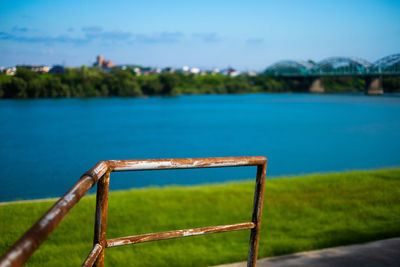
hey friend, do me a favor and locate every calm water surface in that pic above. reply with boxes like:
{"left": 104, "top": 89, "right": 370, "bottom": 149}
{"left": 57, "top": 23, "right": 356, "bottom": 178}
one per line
{"left": 1, "top": 93, "right": 400, "bottom": 201}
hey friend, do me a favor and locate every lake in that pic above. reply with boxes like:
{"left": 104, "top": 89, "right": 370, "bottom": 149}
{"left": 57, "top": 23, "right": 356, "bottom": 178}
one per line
{"left": 1, "top": 93, "right": 400, "bottom": 202}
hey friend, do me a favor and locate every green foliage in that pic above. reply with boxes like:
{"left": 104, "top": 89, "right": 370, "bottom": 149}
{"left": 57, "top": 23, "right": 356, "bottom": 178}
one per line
{"left": 10, "top": 77, "right": 28, "bottom": 98}
{"left": 138, "top": 75, "right": 162, "bottom": 95}
{"left": 1, "top": 67, "right": 399, "bottom": 99}
{"left": 159, "top": 73, "right": 179, "bottom": 95}
{"left": 323, "top": 77, "right": 365, "bottom": 93}
{"left": 15, "top": 67, "right": 40, "bottom": 81}
{"left": 0, "top": 169, "right": 399, "bottom": 266}
{"left": 382, "top": 76, "right": 400, "bottom": 92}
{"left": 0, "top": 75, "right": 11, "bottom": 97}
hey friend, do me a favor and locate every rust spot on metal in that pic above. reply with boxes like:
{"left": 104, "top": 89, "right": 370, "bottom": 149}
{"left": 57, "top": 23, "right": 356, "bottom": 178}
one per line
{"left": 93, "top": 171, "right": 110, "bottom": 267}
{"left": 106, "top": 222, "right": 256, "bottom": 248}
{"left": 107, "top": 156, "right": 266, "bottom": 172}
{"left": 84, "top": 161, "right": 109, "bottom": 184}
{"left": 82, "top": 244, "right": 102, "bottom": 267}
{"left": 248, "top": 162, "right": 267, "bottom": 267}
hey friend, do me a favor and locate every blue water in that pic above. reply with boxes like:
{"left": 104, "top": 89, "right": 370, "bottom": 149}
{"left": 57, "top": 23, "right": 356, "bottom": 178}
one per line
{"left": 1, "top": 93, "right": 400, "bottom": 202}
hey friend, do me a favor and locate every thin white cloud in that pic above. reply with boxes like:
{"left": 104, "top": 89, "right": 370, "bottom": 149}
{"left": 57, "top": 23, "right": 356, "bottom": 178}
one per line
{"left": 192, "top": 33, "right": 222, "bottom": 42}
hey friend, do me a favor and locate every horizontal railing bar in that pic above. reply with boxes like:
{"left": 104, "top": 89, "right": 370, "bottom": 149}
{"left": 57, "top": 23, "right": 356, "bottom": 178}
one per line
{"left": 82, "top": 244, "right": 102, "bottom": 267}
{"left": 106, "top": 222, "right": 255, "bottom": 248}
{"left": 107, "top": 156, "right": 267, "bottom": 172}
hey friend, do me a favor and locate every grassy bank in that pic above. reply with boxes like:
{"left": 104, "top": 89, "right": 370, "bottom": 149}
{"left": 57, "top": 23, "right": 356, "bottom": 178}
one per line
{"left": 1, "top": 169, "right": 399, "bottom": 266}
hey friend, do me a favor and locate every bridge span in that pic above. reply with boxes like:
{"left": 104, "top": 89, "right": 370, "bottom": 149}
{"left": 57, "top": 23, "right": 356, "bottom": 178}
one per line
{"left": 265, "top": 54, "right": 400, "bottom": 95}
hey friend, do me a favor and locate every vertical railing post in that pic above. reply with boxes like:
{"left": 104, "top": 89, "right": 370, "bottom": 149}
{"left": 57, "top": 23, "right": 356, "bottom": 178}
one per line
{"left": 93, "top": 171, "right": 110, "bottom": 267}
{"left": 247, "top": 161, "right": 267, "bottom": 267}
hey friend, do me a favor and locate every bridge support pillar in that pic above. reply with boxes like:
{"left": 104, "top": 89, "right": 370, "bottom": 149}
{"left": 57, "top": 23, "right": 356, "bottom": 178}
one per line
{"left": 365, "top": 76, "right": 383, "bottom": 95}
{"left": 309, "top": 77, "right": 325, "bottom": 93}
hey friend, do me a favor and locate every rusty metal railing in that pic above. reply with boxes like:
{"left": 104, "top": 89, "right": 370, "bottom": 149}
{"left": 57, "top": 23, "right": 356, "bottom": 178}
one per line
{"left": 0, "top": 156, "right": 267, "bottom": 267}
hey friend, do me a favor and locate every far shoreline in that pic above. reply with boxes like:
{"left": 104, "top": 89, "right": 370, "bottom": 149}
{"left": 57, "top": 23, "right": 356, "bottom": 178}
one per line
{"left": 1, "top": 91, "right": 400, "bottom": 101}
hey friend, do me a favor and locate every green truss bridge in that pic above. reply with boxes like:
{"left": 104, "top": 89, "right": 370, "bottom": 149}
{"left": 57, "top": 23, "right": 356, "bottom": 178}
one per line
{"left": 264, "top": 54, "right": 400, "bottom": 95}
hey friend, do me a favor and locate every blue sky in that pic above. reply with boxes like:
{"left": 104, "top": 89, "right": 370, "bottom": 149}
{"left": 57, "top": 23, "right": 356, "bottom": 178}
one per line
{"left": 1, "top": 0, "right": 399, "bottom": 70}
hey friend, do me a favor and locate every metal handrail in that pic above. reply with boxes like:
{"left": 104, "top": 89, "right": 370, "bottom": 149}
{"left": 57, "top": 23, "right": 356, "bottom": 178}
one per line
{"left": 0, "top": 156, "right": 267, "bottom": 267}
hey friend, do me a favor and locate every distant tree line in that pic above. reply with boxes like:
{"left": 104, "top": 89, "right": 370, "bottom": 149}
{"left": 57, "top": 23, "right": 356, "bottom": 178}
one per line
{"left": 0, "top": 66, "right": 399, "bottom": 98}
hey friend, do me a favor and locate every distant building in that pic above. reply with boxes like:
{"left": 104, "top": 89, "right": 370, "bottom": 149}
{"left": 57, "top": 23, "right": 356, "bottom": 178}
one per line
{"left": 190, "top": 67, "right": 200, "bottom": 74}
{"left": 212, "top": 68, "right": 220, "bottom": 75}
{"left": 222, "top": 68, "right": 240, "bottom": 77}
{"left": 93, "top": 55, "right": 116, "bottom": 69}
{"left": 49, "top": 65, "right": 65, "bottom": 73}
{"left": 17, "top": 65, "right": 50, "bottom": 73}
{"left": 182, "top": 66, "right": 190, "bottom": 72}
{"left": 162, "top": 67, "right": 175, "bottom": 73}
{"left": 133, "top": 67, "right": 141, "bottom": 75}
{"left": 113, "top": 65, "right": 144, "bottom": 75}
{"left": 140, "top": 67, "right": 153, "bottom": 75}
{"left": 4, "top": 67, "right": 16, "bottom": 76}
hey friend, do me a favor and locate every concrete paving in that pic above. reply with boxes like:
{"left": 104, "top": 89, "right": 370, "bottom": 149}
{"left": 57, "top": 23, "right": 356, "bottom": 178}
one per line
{"left": 216, "top": 238, "right": 400, "bottom": 267}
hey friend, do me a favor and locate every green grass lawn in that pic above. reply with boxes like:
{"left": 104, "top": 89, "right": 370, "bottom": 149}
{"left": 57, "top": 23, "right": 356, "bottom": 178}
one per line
{"left": 1, "top": 169, "right": 399, "bottom": 266}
